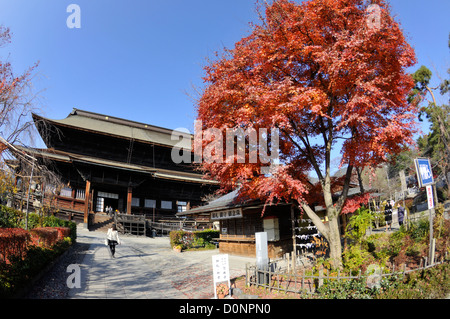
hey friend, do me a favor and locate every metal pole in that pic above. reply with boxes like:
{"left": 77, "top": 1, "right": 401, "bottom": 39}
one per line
{"left": 428, "top": 183, "right": 436, "bottom": 263}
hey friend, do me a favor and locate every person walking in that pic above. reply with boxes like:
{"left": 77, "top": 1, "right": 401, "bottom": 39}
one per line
{"left": 384, "top": 201, "right": 393, "bottom": 232}
{"left": 106, "top": 224, "right": 121, "bottom": 258}
{"left": 397, "top": 204, "right": 405, "bottom": 227}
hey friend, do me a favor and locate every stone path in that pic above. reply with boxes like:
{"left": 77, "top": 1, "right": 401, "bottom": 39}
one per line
{"left": 67, "top": 226, "right": 255, "bottom": 299}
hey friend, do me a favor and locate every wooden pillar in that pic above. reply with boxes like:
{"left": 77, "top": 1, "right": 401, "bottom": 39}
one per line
{"left": 127, "top": 186, "right": 132, "bottom": 215}
{"left": 84, "top": 180, "right": 91, "bottom": 225}
{"left": 71, "top": 188, "right": 76, "bottom": 210}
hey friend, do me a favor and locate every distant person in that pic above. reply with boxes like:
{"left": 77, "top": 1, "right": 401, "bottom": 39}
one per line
{"left": 106, "top": 224, "right": 121, "bottom": 258}
{"left": 397, "top": 204, "right": 405, "bottom": 227}
{"left": 384, "top": 201, "right": 393, "bottom": 231}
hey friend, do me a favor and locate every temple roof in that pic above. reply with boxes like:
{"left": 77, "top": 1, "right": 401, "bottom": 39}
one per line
{"left": 33, "top": 108, "right": 192, "bottom": 149}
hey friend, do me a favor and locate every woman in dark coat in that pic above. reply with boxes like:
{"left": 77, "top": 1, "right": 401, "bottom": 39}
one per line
{"left": 397, "top": 204, "right": 405, "bottom": 227}
{"left": 384, "top": 201, "right": 393, "bottom": 231}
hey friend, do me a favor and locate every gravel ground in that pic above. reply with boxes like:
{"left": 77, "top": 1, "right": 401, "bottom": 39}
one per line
{"left": 23, "top": 241, "right": 91, "bottom": 299}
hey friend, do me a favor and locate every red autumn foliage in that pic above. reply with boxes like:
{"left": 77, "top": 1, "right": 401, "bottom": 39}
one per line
{"left": 0, "top": 228, "right": 30, "bottom": 263}
{"left": 341, "top": 193, "right": 372, "bottom": 215}
{"left": 29, "top": 227, "right": 59, "bottom": 248}
{"left": 54, "top": 227, "right": 71, "bottom": 241}
{"left": 197, "top": 0, "right": 417, "bottom": 266}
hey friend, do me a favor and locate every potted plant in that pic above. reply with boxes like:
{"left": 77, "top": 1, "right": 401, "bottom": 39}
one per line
{"left": 173, "top": 245, "right": 182, "bottom": 253}
{"left": 215, "top": 283, "right": 229, "bottom": 299}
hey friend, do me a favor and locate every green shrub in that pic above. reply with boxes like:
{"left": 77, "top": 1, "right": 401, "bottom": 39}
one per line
{"left": 169, "top": 229, "right": 219, "bottom": 250}
{"left": 0, "top": 205, "right": 77, "bottom": 242}
{"left": 0, "top": 205, "right": 21, "bottom": 228}
{"left": 316, "top": 278, "right": 376, "bottom": 299}
{"left": 376, "top": 262, "right": 450, "bottom": 299}
{"left": 342, "top": 245, "right": 376, "bottom": 274}
{"left": 409, "top": 219, "right": 429, "bottom": 242}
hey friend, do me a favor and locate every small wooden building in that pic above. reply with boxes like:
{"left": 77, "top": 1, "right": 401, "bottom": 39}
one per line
{"left": 177, "top": 189, "right": 323, "bottom": 259}
{"left": 178, "top": 184, "right": 375, "bottom": 259}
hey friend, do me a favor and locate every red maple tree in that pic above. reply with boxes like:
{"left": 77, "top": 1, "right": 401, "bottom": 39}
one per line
{"left": 196, "top": 0, "right": 417, "bottom": 267}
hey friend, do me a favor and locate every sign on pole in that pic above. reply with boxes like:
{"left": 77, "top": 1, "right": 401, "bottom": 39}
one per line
{"left": 414, "top": 158, "right": 434, "bottom": 187}
{"left": 415, "top": 158, "right": 436, "bottom": 263}
{"left": 426, "top": 185, "right": 434, "bottom": 210}
{"left": 212, "top": 254, "right": 230, "bottom": 299}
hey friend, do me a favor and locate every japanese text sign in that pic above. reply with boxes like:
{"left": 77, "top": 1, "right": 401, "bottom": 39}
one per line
{"left": 414, "top": 158, "right": 434, "bottom": 187}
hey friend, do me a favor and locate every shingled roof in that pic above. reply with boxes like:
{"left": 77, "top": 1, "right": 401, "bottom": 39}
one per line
{"left": 32, "top": 108, "right": 192, "bottom": 149}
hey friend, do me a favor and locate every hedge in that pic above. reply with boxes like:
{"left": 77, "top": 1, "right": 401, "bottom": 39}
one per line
{"left": 0, "top": 205, "right": 76, "bottom": 242}
{"left": 0, "top": 205, "right": 76, "bottom": 297}
{"left": 170, "top": 229, "right": 220, "bottom": 250}
{"left": 0, "top": 228, "right": 30, "bottom": 263}
{"left": 30, "top": 227, "right": 60, "bottom": 248}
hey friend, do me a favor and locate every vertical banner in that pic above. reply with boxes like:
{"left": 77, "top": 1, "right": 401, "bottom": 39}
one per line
{"left": 212, "top": 254, "right": 230, "bottom": 299}
{"left": 426, "top": 185, "right": 434, "bottom": 210}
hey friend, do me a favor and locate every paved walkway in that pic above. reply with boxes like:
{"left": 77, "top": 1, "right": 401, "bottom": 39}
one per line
{"left": 68, "top": 226, "right": 255, "bottom": 299}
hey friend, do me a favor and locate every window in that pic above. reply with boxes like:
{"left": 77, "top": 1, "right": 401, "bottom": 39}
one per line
{"left": 60, "top": 187, "right": 72, "bottom": 198}
{"left": 76, "top": 189, "right": 85, "bottom": 200}
{"left": 161, "top": 200, "right": 173, "bottom": 210}
{"left": 144, "top": 199, "right": 156, "bottom": 208}
{"left": 131, "top": 197, "right": 140, "bottom": 207}
{"left": 177, "top": 201, "right": 187, "bottom": 213}
{"left": 96, "top": 197, "right": 104, "bottom": 212}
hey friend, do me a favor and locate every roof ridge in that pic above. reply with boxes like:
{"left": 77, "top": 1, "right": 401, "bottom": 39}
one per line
{"left": 70, "top": 108, "right": 192, "bottom": 137}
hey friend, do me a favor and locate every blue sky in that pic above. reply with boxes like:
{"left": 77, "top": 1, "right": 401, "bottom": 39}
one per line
{"left": 0, "top": 0, "right": 449, "bottom": 152}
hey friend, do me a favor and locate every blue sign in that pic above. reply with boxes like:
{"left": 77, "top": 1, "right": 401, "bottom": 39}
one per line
{"left": 414, "top": 158, "right": 434, "bottom": 187}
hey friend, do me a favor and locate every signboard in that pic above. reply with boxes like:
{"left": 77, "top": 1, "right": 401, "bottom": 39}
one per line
{"left": 255, "top": 232, "right": 268, "bottom": 269}
{"left": 211, "top": 208, "right": 243, "bottom": 220}
{"left": 255, "top": 232, "right": 269, "bottom": 285}
{"left": 426, "top": 185, "right": 434, "bottom": 210}
{"left": 212, "top": 254, "right": 230, "bottom": 299}
{"left": 414, "top": 158, "right": 434, "bottom": 187}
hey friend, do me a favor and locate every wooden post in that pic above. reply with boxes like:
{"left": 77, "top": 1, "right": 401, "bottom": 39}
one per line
{"left": 318, "top": 266, "right": 324, "bottom": 288}
{"left": 71, "top": 188, "right": 76, "bottom": 210}
{"left": 127, "top": 186, "right": 132, "bottom": 215}
{"left": 84, "top": 180, "right": 91, "bottom": 226}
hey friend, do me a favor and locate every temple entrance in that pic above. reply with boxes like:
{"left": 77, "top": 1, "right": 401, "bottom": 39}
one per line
{"left": 95, "top": 191, "right": 119, "bottom": 213}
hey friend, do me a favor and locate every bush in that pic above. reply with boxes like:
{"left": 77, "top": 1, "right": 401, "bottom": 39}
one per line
{"left": 0, "top": 206, "right": 21, "bottom": 228}
{"left": 376, "top": 262, "right": 450, "bottom": 299}
{"left": 316, "top": 278, "right": 376, "bottom": 299}
{"left": 29, "top": 227, "right": 59, "bottom": 248}
{"left": 169, "top": 229, "right": 219, "bottom": 250}
{"left": 0, "top": 234, "right": 72, "bottom": 298}
{"left": 0, "top": 205, "right": 77, "bottom": 242}
{"left": 0, "top": 228, "right": 30, "bottom": 263}
{"left": 0, "top": 206, "right": 76, "bottom": 297}
{"left": 409, "top": 219, "right": 429, "bottom": 242}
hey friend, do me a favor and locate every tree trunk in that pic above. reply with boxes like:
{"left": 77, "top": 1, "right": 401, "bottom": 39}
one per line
{"left": 300, "top": 202, "right": 343, "bottom": 269}
{"left": 327, "top": 213, "right": 343, "bottom": 269}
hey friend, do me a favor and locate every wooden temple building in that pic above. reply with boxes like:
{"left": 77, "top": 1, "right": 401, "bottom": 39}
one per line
{"left": 10, "top": 109, "right": 218, "bottom": 228}
{"left": 177, "top": 189, "right": 318, "bottom": 259}
{"left": 177, "top": 171, "right": 373, "bottom": 258}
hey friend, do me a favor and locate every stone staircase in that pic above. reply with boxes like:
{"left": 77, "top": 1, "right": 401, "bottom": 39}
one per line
{"left": 90, "top": 213, "right": 115, "bottom": 232}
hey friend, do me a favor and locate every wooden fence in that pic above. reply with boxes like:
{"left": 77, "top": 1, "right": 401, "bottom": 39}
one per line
{"left": 245, "top": 253, "right": 449, "bottom": 295}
